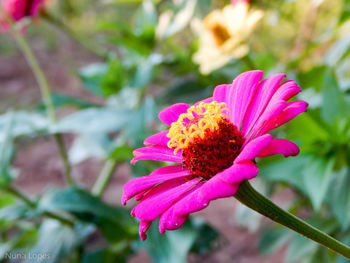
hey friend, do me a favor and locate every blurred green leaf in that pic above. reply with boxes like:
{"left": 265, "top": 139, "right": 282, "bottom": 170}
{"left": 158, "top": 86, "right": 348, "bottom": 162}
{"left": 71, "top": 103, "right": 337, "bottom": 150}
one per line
{"left": 302, "top": 157, "right": 335, "bottom": 211}
{"left": 325, "top": 36, "right": 350, "bottom": 67}
{"left": 0, "top": 112, "right": 17, "bottom": 188}
{"left": 38, "top": 93, "right": 95, "bottom": 110}
{"left": 156, "top": 0, "right": 197, "bottom": 40}
{"left": 23, "top": 220, "right": 82, "bottom": 263}
{"left": 79, "top": 63, "right": 108, "bottom": 97}
{"left": 297, "top": 66, "right": 327, "bottom": 91}
{"left": 327, "top": 168, "right": 350, "bottom": 230}
{"left": 321, "top": 70, "right": 347, "bottom": 124}
{"left": 0, "top": 203, "right": 36, "bottom": 221}
{"left": 125, "top": 97, "right": 157, "bottom": 145}
{"left": 142, "top": 219, "right": 196, "bottom": 263}
{"left": 56, "top": 108, "right": 131, "bottom": 134}
{"left": 189, "top": 218, "right": 219, "bottom": 255}
{"left": 259, "top": 155, "right": 310, "bottom": 194}
{"left": 109, "top": 145, "right": 133, "bottom": 162}
{"left": 134, "top": 0, "right": 157, "bottom": 39}
{"left": 0, "top": 111, "right": 48, "bottom": 138}
{"left": 338, "top": 0, "right": 350, "bottom": 26}
{"left": 157, "top": 79, "right": 212, "bottom": 105}
{"left": 285, "top": 234, "right": 317, "bottom": 263}
{"left": 132, "top": 54, "right": 163, "bottom": 88}
{"left": 101, "top": 59, "right": 125, "bottom": 96}
{"left": 258, "top": 227, "right": 291, "bottom": 255}
{"left": 69, "top": 133, "right": 113, "bottom": 164}
{"left": 38, "top": 187, "right": 137, "bottom": 242}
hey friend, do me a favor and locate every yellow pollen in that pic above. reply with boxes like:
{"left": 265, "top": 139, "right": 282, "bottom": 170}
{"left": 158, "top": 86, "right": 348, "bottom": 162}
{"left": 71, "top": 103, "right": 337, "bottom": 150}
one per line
{"left": 167, "top": 101, "right": 229, "bottom": 154}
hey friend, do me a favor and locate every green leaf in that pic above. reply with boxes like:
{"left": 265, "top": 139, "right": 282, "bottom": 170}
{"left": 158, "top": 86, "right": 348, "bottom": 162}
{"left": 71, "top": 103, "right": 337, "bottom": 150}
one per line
{"left": 285, "top": 234, "right": 317, "bottom": 263}
{"left": 302, "top": 157, "right": 335, "bottom": 211}
{"left": 125, "top": 97, "right": 157, "bottom": 145}
{"left": 141, "top": 217, "right": 218, "bottom": 263}
{"left": 321, "top": 70, "right": 347, "bottom": 124}
{"left": 189, "top": 218, "right": 219, "bottom": 255}
{"left": 325, "top": 35, "right": 350, "bottom": 67}
{"left": 142, "top": 219, "right": 197, "bottom": 263}
{"left": 23, "top": 220, "right": 82, "bottom": 263}
{"left": 0, "top": 112, "right": 17, "bottom": 187}
{"left": 258, "top": 227, "right": 291, "bottom": 255}
{"left": 297, "top": 65, "right": 327, "bottom": 91}
{"left": 259, "top": 155, "right": 310, "bottom": 194}
{"left": 101, "top": 59, "right": 125, "bottom": 96}
{"left": 38, "top": 93, "right": 94, "bottom": 110}
{"left": 134, "top": 0, "right": 157, "bottom": 39}
{"left": 0, "top": 111, "right": 48, "bottom": 138}
{"left": 68, "top": 133, "right": 113, "bottom": 164}
{"left": 109, "top": 145, "right": 133, "bottom": 162}
{"left": 156, "top": 0, "right": 197, "bottom": 39}
{"left": 327, "top": 168, "right": 350, "bottom": 230}
{"left": 157, "top": 79, "right": 212, "bottom": 105}
{"left": 78, "top": 63, "right": 108, "bottom": 97}
{"left": 55, "top": 108, "right": 131, "bottom": 134}
{"left": 0, "top": 203, "right": 36, "bottom": 221}
{"left": 132, "top": 54, "right": 163, "bottom": 88}
{"left": 38, "top": 187, "right": 137, "bottom": 242}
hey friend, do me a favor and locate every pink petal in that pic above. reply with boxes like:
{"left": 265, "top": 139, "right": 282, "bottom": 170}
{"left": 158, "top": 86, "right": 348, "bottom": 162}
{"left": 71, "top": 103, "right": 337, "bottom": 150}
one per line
{"left": 144, "top": 131, "right": 170, "bottom": 146}
{"left": 131, "top": 146, "right": 182, "bottom": 164}
{"left": 271, "top": 80, "right": 301, "bottom": 101}
{"left": 235, "top": 134, "right": 273, "bottom": 163}
{"left": 159, "top": 206, "right": 188, "bottom": 233}
{"left": 121, "top": 165, "right": 190, "bottom": 205}
{"left": 133, "top": 177, "right": 188, "bottom": 203}
{"left": 258, "top": 139, "right": 300, "bottom": 158}
{"left": 172, "top": 176, "right": 239, "bottom": 217}
{"left": 139, "top": 221, "right": 152, "bottom": 241}
{"left": 158, "top": 103, "right": 190, "bottom": 126}
{"left": 219, "top": 160, "right": 259, "bottom": 184}
{"left": 227, "top": 70, "right": 264, "bottom": 128}
{"left": 158, "top": 183, "right": 202, "bottom": 233}
{"left": 259, "top": 101, "right": 308, "bottom": 135}
{"left": 241, "top": 73, "right": 286, "bottom": 135}
{"left": 132, "top": 178, "right": 201, "bottom": 221}
{"left": 246, "top": 100, "right": 287, "bottom": 142}
{"left": 213, "top": 84, "right": 230, "bottom": 103}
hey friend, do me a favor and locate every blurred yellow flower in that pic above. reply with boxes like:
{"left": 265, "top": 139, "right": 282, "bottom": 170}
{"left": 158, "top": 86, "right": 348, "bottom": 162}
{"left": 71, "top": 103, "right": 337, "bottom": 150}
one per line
{"left": 192, "top": 1, "right": 263, "bottom": 74}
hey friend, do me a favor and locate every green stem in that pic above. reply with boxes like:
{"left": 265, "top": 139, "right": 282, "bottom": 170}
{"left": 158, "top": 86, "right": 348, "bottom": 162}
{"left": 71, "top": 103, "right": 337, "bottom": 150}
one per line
{"left": 6, "top": 186, "right": 74, "bottom": 227}
{"left": 54, "top": 133, "right": 74, "bottom": 185}
{"left": 42, "top": 12, "right": 108, "bottom": 58}
{"left": 10, "top": 22, "right": 56, "bottom": 122}
{"left": 92, "top": 159, "right": 118, "bottom": 197}
{"left": 6, "top": 185, "right": 34, "bottom": 208}
{"left": 8, "top": 17, "right": 74, "bottom": 185}
{"left": 235, "top": 180, "right": 350, "bottom": 258}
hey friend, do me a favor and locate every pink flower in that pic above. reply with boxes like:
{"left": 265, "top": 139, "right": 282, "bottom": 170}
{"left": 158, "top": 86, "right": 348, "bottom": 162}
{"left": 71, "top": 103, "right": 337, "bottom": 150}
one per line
{"left": 122, "top": 70, "right": 308, "bottom": 240}
{"left": 1, "top": 0, "right": 47, "bottom": 31}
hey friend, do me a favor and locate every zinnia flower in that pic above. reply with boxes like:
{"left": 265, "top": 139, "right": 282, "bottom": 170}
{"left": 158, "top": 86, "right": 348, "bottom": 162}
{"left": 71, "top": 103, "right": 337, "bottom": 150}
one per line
{"left": 192, "top": 0, "right": 263, "bottom": 74}
{"left": 0, "top": 0, "right": 47, "bottom": 31}
{"left": 122, "top": 70, "right": 308, "bottom": 240}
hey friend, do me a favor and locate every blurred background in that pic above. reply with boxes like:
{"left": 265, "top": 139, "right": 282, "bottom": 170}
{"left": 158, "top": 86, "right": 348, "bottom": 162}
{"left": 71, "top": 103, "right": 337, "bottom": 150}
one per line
{"left": 1, "top": 0, "right": 350, "bottom": 262}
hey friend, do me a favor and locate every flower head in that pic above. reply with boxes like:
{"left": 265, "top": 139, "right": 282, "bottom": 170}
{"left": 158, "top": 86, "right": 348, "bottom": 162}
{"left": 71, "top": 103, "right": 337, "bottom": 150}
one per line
{"left": 192, "top": 1, "right": 263, "bottom": 74}
{"left": 1, "top": 0, "right": 47, "bottom": 31}
{"left": 122, "top": 70, "right": 308, "bottom": 240}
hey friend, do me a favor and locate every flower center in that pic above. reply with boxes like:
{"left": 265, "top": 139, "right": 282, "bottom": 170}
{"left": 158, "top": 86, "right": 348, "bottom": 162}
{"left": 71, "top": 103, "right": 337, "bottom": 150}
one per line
{"left": 167, "top": 101, "right": 244, "bottom": 180}
{"left": 203, "top": 15, "right": 231, "bottom": 46}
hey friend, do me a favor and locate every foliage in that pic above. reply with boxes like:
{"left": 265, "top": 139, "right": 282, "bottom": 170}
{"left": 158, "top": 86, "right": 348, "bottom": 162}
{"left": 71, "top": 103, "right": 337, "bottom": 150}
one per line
{"left": 1, "top": 0, "right": 350, "bottom": 262}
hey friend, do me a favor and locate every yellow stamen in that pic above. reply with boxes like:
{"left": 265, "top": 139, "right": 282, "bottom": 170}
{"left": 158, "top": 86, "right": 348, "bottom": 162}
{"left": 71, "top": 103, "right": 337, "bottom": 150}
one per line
{"left": 167, "top": 101, "right": 229, "bottom": 154}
